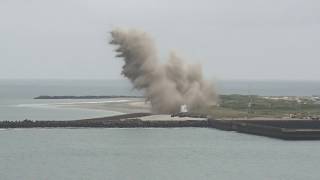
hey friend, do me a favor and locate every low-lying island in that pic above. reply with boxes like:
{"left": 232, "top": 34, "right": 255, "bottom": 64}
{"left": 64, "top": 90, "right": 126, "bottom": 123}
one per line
{"left": 2, "top": 113, "right": 320, "bottom": 140}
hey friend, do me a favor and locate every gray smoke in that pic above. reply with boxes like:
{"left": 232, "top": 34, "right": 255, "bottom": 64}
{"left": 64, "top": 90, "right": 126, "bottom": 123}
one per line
{"left": 110, "top": 28, "right": 217, "bottom": 113}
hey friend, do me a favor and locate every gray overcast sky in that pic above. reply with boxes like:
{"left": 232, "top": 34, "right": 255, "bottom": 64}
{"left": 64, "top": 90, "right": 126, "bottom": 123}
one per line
{"left": 1, "top": 0, "right": 320, "bottom": 80}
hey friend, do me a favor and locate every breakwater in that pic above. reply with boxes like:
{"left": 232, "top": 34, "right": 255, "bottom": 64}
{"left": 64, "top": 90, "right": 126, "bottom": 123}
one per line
{"left": 2, "top": 113, "right": 320, "bottom": 140}
{"left": 209, "top": 119, "right": 320, "bottom": 140}
{"left": 0, "top": 113, "right": 208, "bottom": 128}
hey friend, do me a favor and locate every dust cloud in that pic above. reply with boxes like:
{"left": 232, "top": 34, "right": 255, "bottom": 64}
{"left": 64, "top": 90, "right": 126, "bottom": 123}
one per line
{"left": 110, "top": 28, "right": 217, "bottom": 113}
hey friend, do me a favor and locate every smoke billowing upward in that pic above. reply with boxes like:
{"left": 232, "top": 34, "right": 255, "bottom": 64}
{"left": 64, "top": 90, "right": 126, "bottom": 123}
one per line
{"left": 110, "top": 28, "right": 217, "bottom": 113}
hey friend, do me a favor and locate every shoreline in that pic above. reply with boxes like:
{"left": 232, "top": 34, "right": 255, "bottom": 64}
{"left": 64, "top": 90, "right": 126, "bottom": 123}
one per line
{"left": 26, "top": 94, "right": 320, "bottom": 120}
{"left": 34, "top": 95, "right": 144, "bottom": 99}
{"left": 55, "top": 98, "right": 151, "bottom": 114}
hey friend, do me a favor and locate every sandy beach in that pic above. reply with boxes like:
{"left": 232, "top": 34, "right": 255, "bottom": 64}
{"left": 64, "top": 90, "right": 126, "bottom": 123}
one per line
{"left": 56, "top": 98, "right": 151, "bottom": 114}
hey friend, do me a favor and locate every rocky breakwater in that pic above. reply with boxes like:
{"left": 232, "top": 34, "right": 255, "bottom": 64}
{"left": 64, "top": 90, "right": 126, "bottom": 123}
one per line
{"left": 0, "top": 113, "right": 208, "bottom": 128}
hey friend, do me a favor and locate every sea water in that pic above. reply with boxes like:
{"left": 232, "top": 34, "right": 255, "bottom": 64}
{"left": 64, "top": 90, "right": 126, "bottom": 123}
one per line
{"left": 1, "top": 128, "right": 320, "bottom": 180}
{"left": 0, "top": 79, "right": 139, "bottom": 121}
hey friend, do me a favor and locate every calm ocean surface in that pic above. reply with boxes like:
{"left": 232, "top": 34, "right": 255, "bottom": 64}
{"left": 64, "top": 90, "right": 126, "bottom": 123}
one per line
{"left": 1, "top": 79, "right": 320, "bottom": 179}
{"left": 1, "top": 128, "right": 320, "bottom": 180}
{"left": 0, "top": 79, "right": 138, "bottom": 121}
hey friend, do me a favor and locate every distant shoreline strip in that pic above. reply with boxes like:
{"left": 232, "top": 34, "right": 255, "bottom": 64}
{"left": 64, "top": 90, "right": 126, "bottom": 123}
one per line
{"left": 34, "top": 95, "right": 144, "bottom": 99}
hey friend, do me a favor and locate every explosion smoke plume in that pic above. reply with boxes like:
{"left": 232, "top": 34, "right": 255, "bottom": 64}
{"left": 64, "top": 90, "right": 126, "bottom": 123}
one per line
{"left": 110, "top": 28, "right": 217, "bottom": 113}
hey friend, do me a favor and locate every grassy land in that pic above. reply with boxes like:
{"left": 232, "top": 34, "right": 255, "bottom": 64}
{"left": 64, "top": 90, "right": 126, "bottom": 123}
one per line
{"left": 207, "top": 94, "right": 320, "bottom": 118}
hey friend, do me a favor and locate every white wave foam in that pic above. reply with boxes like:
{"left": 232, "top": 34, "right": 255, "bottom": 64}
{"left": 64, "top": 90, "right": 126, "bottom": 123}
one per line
{"left": 55, "top": 99, "right": 131, "bottom": 105}
{"left": 14, "top": 103, "right": 51, "bottom": 108}
{"left": 12, "top": 99, "right": 132, "bottom": 108}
